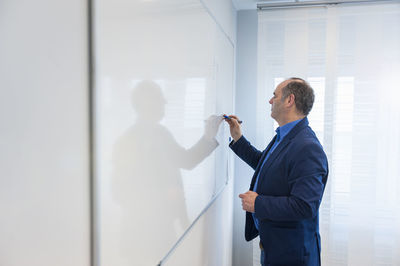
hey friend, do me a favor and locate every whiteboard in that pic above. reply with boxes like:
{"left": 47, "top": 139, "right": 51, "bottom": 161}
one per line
{"left": 94, "top": 0, "right": 234, "bottom": 265}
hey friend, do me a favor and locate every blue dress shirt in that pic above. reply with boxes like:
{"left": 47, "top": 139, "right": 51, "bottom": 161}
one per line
{"left": 252, "top": 119, "right": 302, "bottom": 230}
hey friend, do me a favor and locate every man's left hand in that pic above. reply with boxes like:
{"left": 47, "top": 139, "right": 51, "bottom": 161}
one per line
{"left": 239, "top": 191, "right": 258, "bottom": 213}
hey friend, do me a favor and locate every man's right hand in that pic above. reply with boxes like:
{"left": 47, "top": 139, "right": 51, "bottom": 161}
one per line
{"left": 223, "top": 114, "right": 242, "bottom": 142}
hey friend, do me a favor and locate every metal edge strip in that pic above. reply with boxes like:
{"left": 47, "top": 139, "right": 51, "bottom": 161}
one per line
{"left": 87, "top": 0, "right": 96, "bottom": 264}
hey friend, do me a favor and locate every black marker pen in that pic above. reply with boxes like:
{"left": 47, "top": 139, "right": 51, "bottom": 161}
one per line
{"left": 223, "top": 115, "right": 243, "bottom": 124}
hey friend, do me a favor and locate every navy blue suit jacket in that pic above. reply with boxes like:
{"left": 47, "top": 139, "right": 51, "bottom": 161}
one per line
{"left": 230, "top": 117, "right": 328, "bottom": 266}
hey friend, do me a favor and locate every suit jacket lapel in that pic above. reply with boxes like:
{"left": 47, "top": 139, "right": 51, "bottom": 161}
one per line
{"left": 249, "top": 135, "right": 277, "bottom": 190}
{"left": 254, "top": 117, "right": 309, "bottom": 190}
{"left": 255, "top": 139, "right": 291, "bottom": 189}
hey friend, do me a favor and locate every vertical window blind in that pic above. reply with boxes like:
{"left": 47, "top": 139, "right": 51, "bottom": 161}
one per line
{"left": 257, "top": 2, "right": 400, "bottom": 265}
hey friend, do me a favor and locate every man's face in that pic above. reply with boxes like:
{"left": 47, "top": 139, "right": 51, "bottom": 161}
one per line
{"left": 269, "top": 81, "right": 288, "bottom": 120}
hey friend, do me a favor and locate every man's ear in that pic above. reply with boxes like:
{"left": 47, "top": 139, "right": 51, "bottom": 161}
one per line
{"left": 287, "top": 93, "right": 295, "bottom": 107}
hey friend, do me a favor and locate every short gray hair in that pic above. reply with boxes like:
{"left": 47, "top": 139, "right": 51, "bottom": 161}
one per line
{"left": 281, "top": 77, "right": 315, "bottom": 116}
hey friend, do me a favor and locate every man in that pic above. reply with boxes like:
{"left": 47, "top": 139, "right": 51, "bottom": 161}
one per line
{"left": 224, "top": 78, "right": 328, "bottom": 266}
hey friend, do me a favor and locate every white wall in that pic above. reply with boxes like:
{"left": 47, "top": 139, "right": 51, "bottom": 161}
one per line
{"left": 0, "top": 0, "right": 236, "bottom": 265}
{"left": 0, "top": 1, "right": 90, "bottom": 266}
{"left": 233, "top": 9, "right": 259, "bottom": 266}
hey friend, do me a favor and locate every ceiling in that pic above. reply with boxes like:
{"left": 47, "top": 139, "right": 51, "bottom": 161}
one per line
{"left": 232, "top": 0, "right": 259, "bottom": 10}
{"left": 232, "top": 0, "right": 302, "bottom": 10}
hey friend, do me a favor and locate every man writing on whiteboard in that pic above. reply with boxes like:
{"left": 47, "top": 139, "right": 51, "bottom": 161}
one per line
{"left": 224, "top": 78, "right": 328, "bottom": 266}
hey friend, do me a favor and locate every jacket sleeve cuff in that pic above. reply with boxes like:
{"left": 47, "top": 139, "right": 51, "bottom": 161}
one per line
{"left": 229, "top": 135, "right": 246, "bottom": 150}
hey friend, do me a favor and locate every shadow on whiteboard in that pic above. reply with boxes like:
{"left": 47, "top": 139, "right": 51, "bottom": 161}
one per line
{"left": 110, "top": 80, "right": 222, "bottom": 265}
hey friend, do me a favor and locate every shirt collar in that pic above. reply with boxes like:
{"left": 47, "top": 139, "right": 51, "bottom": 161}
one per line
{"left": 275, "top": 118, "right": 303, "bottom": 142}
